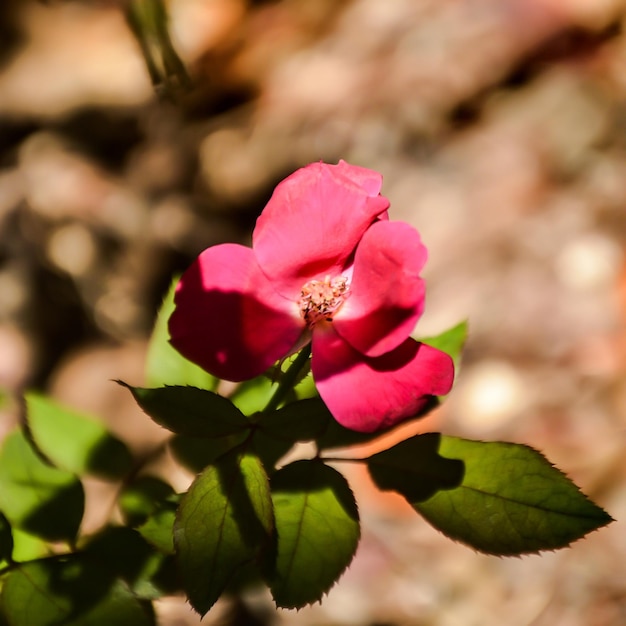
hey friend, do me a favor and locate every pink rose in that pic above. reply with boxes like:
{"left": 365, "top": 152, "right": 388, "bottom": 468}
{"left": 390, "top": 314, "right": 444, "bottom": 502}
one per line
{"left": 169, "top": 161, "right": 453, "bottom": 432}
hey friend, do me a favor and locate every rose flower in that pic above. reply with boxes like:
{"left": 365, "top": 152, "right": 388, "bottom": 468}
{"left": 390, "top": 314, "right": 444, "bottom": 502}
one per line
{"left": 169, "top": 161, "right": 453, "bottom": 432}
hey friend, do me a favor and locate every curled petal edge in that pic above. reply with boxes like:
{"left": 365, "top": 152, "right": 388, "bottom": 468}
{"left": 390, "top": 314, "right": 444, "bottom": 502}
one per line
{"left": 312, "top": 328, "right": 454, "bottom": 432}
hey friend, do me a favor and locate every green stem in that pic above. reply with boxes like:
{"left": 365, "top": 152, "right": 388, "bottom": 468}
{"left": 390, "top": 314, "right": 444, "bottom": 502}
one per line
{"left": 263, "top": 344, "right": 312, "bottom": 413}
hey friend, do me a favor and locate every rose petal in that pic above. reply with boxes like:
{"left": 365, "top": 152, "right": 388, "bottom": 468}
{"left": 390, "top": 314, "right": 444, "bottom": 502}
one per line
{"left": 312, "top": 329, "right": 454, "bottom": 432}
{"left": 253, "top": 161, "right": 390, "bottom": 297}
{"left": 334, "top": 159, "right": 384, "bottom": 196}
{"left": 169, "top": 244, "right": 303, "bottom": 381}
{"left": 334, "top": 221, "right": 427, "bottom": 357}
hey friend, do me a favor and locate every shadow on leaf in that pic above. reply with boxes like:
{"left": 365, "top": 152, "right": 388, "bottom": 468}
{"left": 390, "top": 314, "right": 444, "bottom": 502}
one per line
{"left": 367, "top": 432, "right": 464, "bottom": 502}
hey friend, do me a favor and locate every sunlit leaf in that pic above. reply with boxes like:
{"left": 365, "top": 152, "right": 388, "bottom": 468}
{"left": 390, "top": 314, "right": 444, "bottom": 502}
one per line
{"left": 9, "top": 528, "right": 47, "bottom": 563}
{"left": 229, "top": 375, "right": 277, "bottom": 416}
{"left": 266, "top": 460, "right": 360, "bottom": 609}
{"left": 0, "top": 559, "right": 155, "bottom": 626}
{"left": 0, "top": 430, "right": 84, "bottom": 542}
{"left": 25, "top": 392, "right": 132, "bottom": 480}
{"left": 420, "top": 319, "right": 468, "bottom": 368}
{"left": 385, "top": 436, "right": 613, "bottom": 555}
{"left": 138, "top": 500, "right": 177, "bottom": 555}
{"left": 145, "top": 276, "right": 217, "bottom": 390}
{"left": 295, "top": 372, "right": 317, "bottom": 401}
{"left": 119, "top": 383, "right": 250, "bottom": 438}
{"left": 174, "top": 449, "right": 273, "bottom": 616}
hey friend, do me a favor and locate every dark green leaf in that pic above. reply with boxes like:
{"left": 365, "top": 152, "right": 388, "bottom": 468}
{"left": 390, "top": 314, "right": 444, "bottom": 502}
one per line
{"left": 367, "top": 433, "right": 465, "bottom": 501}
{"left": 71, "top": 582, "right": 155, "bottom": 626}
{"left": 0, "top": 430, "right": 84, "bottom": 542}
{"left": 82, "top": 526, "right": 164, "bottom": 600}
{"left": 174, "top": 449, "right": 273, "bottom": 616}
{"left": 317, "top": 415, "right": 388, "bottom": 450}
{"left": 0, "top": 513, "right": 13, "bottom": 563}
{"left": 258, "top": 398, "right": 333, "bottom": 443}
{"left": 120, "top": 383, "right": 250, "bottom": 438}
{"left": 169, "top": 432, "right": 248, "bottom": 473}
{"left": 141, "top": 554, "right": 181, "bottom": 597}
{"left": 249, "top": 430, "right": 293, "bottom": 476}
{"left": 0, "top": 559, "right": 155, "bottom": 626}
{"left": 0, "top": 558, "right": 103, "bottom": 625}
{"left": 266, "top": 460, "right": 360, "bottom": 609}
{"left": 25, "top": 392, "right": 132, "bottom": 480}
{"left": 420, "top": 319, "right": 468, "bottom": 367}
{"left": 145, "top": 276, "right": 217, "bottom": 390}
{"left": 389, "top": 436, "right": 612, "bottom": 555}
{"left": 119, "top": 477, "right": 174, "bottom": 527}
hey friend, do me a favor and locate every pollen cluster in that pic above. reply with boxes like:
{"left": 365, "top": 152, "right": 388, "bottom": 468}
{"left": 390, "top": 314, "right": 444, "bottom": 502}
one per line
{"left": 298, "top": 275, "right": 350, "bottom": 327}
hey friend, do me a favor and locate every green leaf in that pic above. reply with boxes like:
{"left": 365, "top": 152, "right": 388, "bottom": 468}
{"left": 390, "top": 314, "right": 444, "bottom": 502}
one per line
{"left": 366, "top": 433, "right": 465, "bottom": 502}
{"left": 0, "top": 430, "right": 84, "bottom": 542}
{"left": 174, "top": 449, "right": 273, "bottom": 616}
{"left": 72, "top": 582, "right": 154, "bottom": 626}
{"left": 137, "top": 500, "right": 177, "bottom": 555}
{"left": 168, "top": 433, "right": 248, "bottom": 473}
{"left": 9, "top": 528, "right": 47, "bottom": 563}
{"left": 252, "top": 395, "right": 443, "bottom": 454}
{"left": 231, "top": 351, "right": 315, "bottom": 417}
{"left": 0, "top": 513, "right": 13, "bottom": 563}
{"left": 120, "top": 383, "right": 250, "bottom": 438}
{"left": 295, "top": 372, "right": 317, "bottom": 401}
{"left": 266, "top": 460, "right": 360, "bottom": 609}
{"left": 377, "top": 435, "right": 613, "bottom": 555}
{"left": 229, "top": 375, "right": 277, "bottom": 416}
{"left": 145, "top": 276, "right": 217, "bottom": 390}
{"left": 0, "top": 559, "right": 155, "bottom": 626}
{"left": 119, "top": 476, "right": 174, "bottom": 527}
{"left": 258, "top": 398, "right": 333, "bottom": 443}
{"left": 258, "top": 396, "right": 382, "bottom": 451}
{"left": 82, "top": 526, "right": 162, "bottom": 599}
{"left": 420, "top": 319, "right": 468, "bottom": 367}
{"left": 25, "top": 392, "right": 133, "bottom": 480}
{"left": 249, "top": 430, "right": 293, "bottom": 476}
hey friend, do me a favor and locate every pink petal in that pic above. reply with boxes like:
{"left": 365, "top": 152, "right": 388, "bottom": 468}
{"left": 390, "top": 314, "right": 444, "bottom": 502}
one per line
{"left": 312, "top": 329, "right": 454, "bottom": 432}
{"left": 334, "top": 159, "right": 384, "bottom": 196}
{"left": 253, "top": 161, "right": 390, "bottom": 297}
{"left": 169, "top": 244, "right": 303, "bottom": 381}
{"left": 334, "top": 221, "right": 427, "bottom": 357}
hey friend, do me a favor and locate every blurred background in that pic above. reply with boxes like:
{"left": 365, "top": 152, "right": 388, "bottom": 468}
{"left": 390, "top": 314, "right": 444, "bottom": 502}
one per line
{"left": 1, "top": 0, "right": 626, "bottom": 624}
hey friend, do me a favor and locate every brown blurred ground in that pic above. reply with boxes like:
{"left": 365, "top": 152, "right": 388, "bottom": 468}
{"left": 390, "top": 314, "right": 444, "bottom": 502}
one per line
{"left": 1, "top": 0, "right": 626, "bottom": 624}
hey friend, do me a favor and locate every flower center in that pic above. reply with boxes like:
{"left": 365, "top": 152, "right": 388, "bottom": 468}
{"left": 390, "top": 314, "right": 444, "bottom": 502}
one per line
{"left": 298, "top": 275, "right": 350, "bottom": 327}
